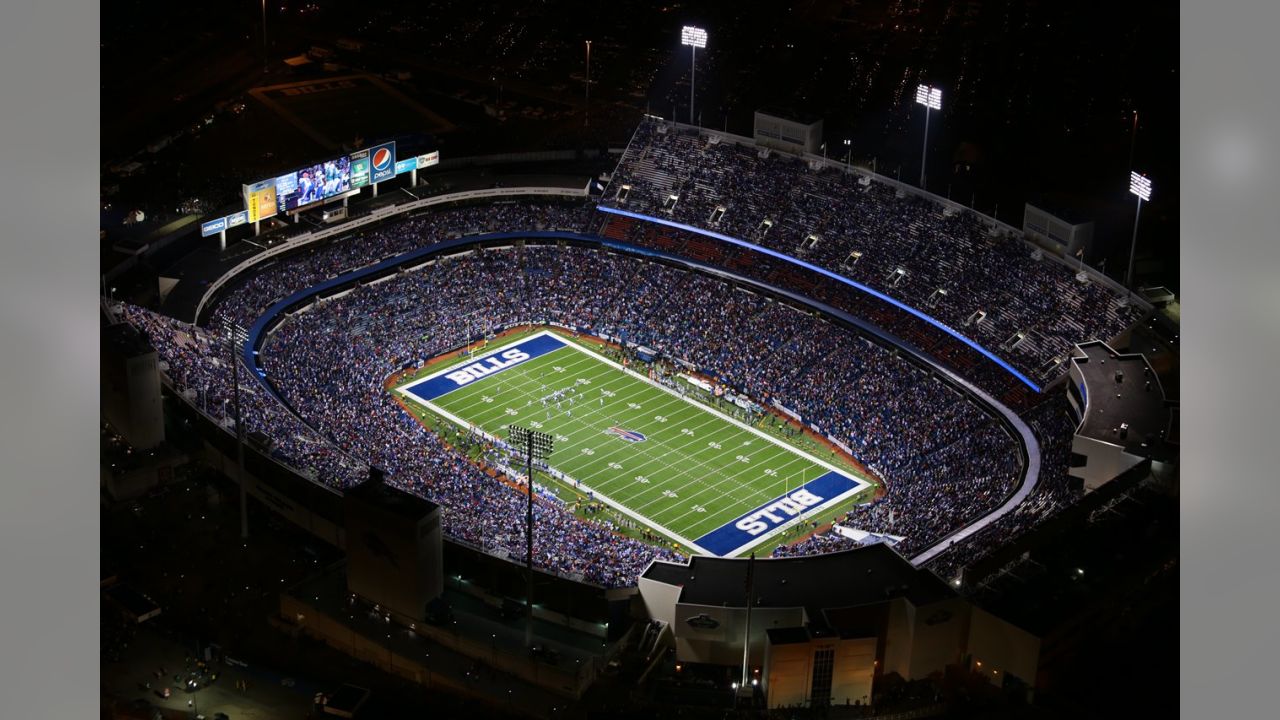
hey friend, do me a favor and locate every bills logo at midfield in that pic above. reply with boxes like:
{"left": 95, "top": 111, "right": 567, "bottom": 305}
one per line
{"left": 444, "top": 349, "right": 530, "bottom": 387}
{"left": 605, "top": 427, "right": 647, "bottom": 443}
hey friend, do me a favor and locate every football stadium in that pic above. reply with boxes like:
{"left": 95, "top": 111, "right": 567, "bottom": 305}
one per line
{"left": 97, "top": 6, "right": 1179, "bottom": 719}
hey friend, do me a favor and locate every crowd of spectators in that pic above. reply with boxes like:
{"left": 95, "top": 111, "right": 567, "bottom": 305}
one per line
{"left": 116, "top": 197, "right": 1087, "bottom": 588}
{"left": 603, "top": 117, "right": 1144, "bottom": 387}
{"left": 921, "top": 395, "right": 1082, "bottom": 581}
{"left": 252, "top": 242, "right": 1023, "bottom": 574}
{"left": 209, "top": 201, "right": 596, "bottom": 332}
{"left": 115, "top": 302, "right": 369, "bottom": 489}
{"left": 770, "top": 530, "right": 865, "bottom": 559}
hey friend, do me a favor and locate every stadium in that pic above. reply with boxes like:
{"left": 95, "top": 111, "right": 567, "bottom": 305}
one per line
{"left": 103, "top": 116, "right": 1177, "bottom": 714}
{"left": 97, "top": 8, "right": 1179, "bottom": 719}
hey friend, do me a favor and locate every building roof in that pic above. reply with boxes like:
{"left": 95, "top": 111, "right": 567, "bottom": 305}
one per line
{"left": 103, "top": 322, "right": 155, "bottom": 357}
{"left": 344, "top": 475, "right": 439, "bottom": 521}
{"left": 643, "top": 543, "right": 954, "bottom": 612}
{"left": 1071, "top": 341, "right": 1175, "bottom": 458}
{"left": 754, "top": 107, "right": 823, "bottom": 126}
{"left": 326, "top": 684, "right": 370, "bottom": 714}
{"left": 1024, "top": 196, "right": 1094, "bottom": 227}
{"left": 766, "top": 627, "right": 812, "bottom": 645}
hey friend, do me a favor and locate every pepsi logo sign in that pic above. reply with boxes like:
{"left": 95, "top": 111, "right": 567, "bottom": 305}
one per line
{"left": 372, "top": 147, "right": 393, "bottom": 171}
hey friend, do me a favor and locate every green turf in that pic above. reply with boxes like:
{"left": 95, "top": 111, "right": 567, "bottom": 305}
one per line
{"left": 395, "top": 332, "right": 872, "bottom": 555}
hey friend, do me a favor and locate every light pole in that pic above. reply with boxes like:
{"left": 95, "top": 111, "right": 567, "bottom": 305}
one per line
{"left": 1126, "top": 171, "right": 1152, "bottom": 298}
{"left": 681, "top": 26, "right": 707, "bottom": 126}
{"left": 914, "top": 84, "right": 942, "bottom": 189}
{"left": 1128, "top": 110, "right": 1139, "bottom": 170}
{"left": 507, "top": 425, "right": 554, "bottom": 648}
{"left": 843, "top": 139, "right": 852, "bottom": 172}
{"left": 223, "top": 321, "right": 250, "bottom": 541}
{"left": 584, "top": 40, "right": 592, "bottom": 127}
{"left": 261, "top": 0, "right": 268, "bottom": 73}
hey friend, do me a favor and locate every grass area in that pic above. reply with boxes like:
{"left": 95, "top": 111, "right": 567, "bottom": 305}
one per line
{"left": 392, "top": 329, "right": 875, "bottom": 557}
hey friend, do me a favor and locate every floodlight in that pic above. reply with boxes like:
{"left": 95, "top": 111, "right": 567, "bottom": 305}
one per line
{"left": 1129, "top": 171, "right": 1152, "bottom": 201}
{"left": 682, "top": 26, "right": 707, "bottom": 125}
{"left": 1125, "top": 171, "right": 1152, "bottom": 292}
{"left": 914, "top": 85, "right": 942, "bottom": 187}
{"left": 915, "top": 84, "right": 942, "bottom": 110}
{"left": 681, "top": 25, "right": 708, "bottom": 48}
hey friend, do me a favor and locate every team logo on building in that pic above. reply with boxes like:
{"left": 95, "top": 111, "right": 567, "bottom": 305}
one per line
{"left": 685, "top": 613, "right": 720, "bottom": 630}
{"left": 605, "top": 427, "right": 647, "bottom": 443}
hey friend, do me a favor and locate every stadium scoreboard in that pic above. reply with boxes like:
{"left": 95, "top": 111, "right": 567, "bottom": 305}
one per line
{"left": 233, "top": 142, "right": 440, "bottom": 227}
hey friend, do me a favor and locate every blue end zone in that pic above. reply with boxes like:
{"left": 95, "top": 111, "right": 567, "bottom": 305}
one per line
{"left": 694, "top": 471, "right": 862, "bottom": 556}
{"left": 403, "top": 333, "right": 567, "bottom": 403}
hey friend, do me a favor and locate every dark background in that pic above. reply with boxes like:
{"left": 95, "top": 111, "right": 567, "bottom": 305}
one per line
{"left": 101, "top": 0, "right": 1178, "bottom": 291}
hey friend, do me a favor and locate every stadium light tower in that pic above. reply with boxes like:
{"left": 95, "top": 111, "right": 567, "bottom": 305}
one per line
{"left": 261, "top": 0, "right": 268, "bottom": 73}
{"left": 682, "top": 25, "right": 707, "bottom": 126}
{"left": 1126, "top": 171, "right": 1152, "bottom": 295}
{"left": 914, "top": 84, "right": 942, "bottom": 188}
{"left": 584, "top": 40, "right": 592, "bottom": 127}
{"left": 508, "top": 425, "right": 554, "bottom": 648}
{"left": 222, "top": 321, "right": 251, "bottom": 540}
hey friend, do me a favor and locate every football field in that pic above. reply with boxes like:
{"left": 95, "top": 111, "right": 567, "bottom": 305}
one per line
{"left": 395, "top": 330, "right": 872, "bottom": 557}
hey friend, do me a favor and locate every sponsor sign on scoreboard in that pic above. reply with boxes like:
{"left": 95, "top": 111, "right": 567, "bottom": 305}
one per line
{"left": 369, "top": 142, "right": 396, "bottom": 183}
{"left": 416, "top": 151, "right": 440, "bottom": 169}
{"left": 200, "top": 216, "right": 227, "bottom": 237}
{"left": 349, "top": 149, "right": 370, "bottom": 189}
{"left": 243, "top": 179, "right": 278, "bottom": 223}
{"left": 394, "top": 158, "right": 417, "bottom": 176}
{"left": 226, "top": 210, "right": 249, "bottom": 228}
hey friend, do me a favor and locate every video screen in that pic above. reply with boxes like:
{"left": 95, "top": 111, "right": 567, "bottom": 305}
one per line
{"left": 275, "top": 155, "right": 352, "bottom": 213}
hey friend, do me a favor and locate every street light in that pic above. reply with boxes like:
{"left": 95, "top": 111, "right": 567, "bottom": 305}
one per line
{"left": 682, "top": 25, "right": 707, "bottom": 126}
{"left": 507, "top": 425, "right": 554, "bottom": 648}
{"left": 222, "top": 320, "right": 250, "bottom": 540}
{"left": 1126, "top": 171, "right": 1152, "bottom": 295}
{"left": 914, "top": 84, "right": 942, "bottom": 188}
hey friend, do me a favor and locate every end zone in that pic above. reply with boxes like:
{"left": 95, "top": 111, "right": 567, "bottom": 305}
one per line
{"left": 693, "top": 470, "right": 868, "bottom": 556}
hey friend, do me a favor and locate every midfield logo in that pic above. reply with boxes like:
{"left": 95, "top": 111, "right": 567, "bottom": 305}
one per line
{"left": 605, "top": 427, "right": 647, "bottom": 443}
{"left": 444, "top": 349, "right": 531, "bottom": 387}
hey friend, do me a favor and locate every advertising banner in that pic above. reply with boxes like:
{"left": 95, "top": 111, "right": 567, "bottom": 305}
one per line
{"left": 349, "top": 149, "right": 370, "bottom": 189}
{"left": 243, "top": 180, "right": 278, "bottom": 223}
{"left": 200, "top": 217, "right": 227, "bottom": 237}
{"left": 368, "top": 141, "right": 396, "bottom": 183}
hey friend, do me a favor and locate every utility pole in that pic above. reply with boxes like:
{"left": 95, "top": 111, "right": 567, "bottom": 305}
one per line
{"left": 508, "top": 425, "right": 554, "bottom": 648}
